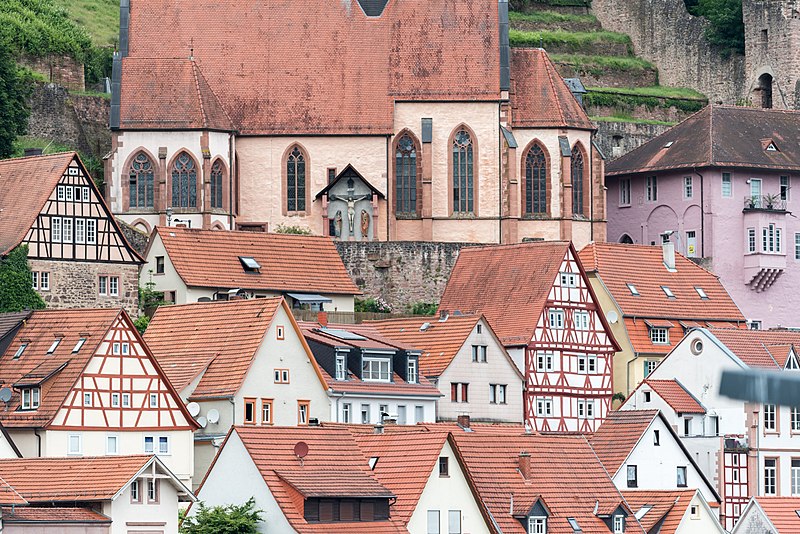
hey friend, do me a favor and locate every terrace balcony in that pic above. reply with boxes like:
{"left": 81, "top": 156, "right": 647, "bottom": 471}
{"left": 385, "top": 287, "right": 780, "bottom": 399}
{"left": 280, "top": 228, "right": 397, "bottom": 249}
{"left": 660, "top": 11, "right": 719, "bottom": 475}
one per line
{"left": 742, "top": 195, "right": 787, "bottom": 212}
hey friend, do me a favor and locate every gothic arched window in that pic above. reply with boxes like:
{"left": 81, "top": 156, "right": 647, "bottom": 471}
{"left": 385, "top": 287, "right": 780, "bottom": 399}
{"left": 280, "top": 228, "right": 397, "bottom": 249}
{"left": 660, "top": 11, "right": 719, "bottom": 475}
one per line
{"left": 452, "top": 128, "right": 474, "bottom": 214}
{"left": 210, "top": 160, "right": 224, "bottom": 209}
{"left": 128, "top": 152, "right": 154, "bottom": 208}
{"left": 571, "top": 145, "right": 585, "bottom": 216}
{"left": 395, "top": 134, "right": 418, "bottom": 216}
{"left": 525, "top": 144, "right": 547, "bottom": 215}
{"left": 171, "top": 152, "right": 197, "bottom": 208}
{"left": 287, "top": 146, "right": 306, "bottom": 212}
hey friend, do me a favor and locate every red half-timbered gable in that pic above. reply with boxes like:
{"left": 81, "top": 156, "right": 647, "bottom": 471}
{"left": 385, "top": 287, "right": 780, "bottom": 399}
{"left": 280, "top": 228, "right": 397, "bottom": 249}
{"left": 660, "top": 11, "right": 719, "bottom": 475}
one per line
{"left": 439, "top": 241, "right": 620, "bottom": 432}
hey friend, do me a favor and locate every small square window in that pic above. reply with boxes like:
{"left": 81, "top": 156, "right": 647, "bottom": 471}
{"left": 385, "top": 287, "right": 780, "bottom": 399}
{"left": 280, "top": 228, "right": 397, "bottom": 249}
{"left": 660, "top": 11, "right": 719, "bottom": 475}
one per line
{"left": 111, "top": 393, "right": 120, "bottom": 407}
{"left": 68, "top": 434, "right": 81, "bottom": 455}
{"left": 122, "top": 393, "right": 130, "bottom": 407}
{"left": 112, "top": 342, "right": 120, "bottom": 355}
{"left": 107, "top": 435, "right": 119, "bottom": 454}
{"left": 439, "top": 457, "right": 449, "bottom": 477}
{"left": 275, "top": 369, "right": 290, "bottom": 383}
{"left": 276, "top": 325, "right": 285, "bottom": 340}
{"left": 149, "top": 393, "right": 158, "bottom": 408}
{"left": 83, "top": 392, "right": 92, "bottom": 406}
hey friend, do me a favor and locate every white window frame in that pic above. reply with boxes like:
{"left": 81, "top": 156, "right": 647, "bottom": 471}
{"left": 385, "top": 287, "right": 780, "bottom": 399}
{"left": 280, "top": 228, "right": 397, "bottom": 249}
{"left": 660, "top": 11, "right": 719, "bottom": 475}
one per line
{"left": 109, "top": 276, "right": 119, "bottom": 296}
{"left": 107, "top": 434, "right": 119, "bottom": 454}
{"left": 684, "top": 176, "right": 693, "bottom": 198}
{"left": 613, "top": 515, "right": 625, "bottom": 533}
{"left": 83, "top": 392, "right": 92, "bottom": 406}
{"left": 31, "top": 271, "right": 38, "bottom": 290}
{"left": 646, "top": 176, "right": 658, "bottom": 202}
{"left": 65, "top": 186, "right": 74, "bottom": 202}
{"left": 427, "top": 510, "right": 441, "bottom": 534}
{"left": 157, "top": 436, "right": 170, "bottom": 454}
{"left": 619, "top": 178, "right": 631, "bottom": 206}
{"left": 149, "top": 393, "right": 158, "bottom": 408}
{"left": 39, "top": 271, "right": 49, "bottom": 291}
{"left": 721, "top": 172, "right": 732, "bottom": 197}
{"left": 111, "top": 392, "right": 120, "bottom": 407}
{"left": 82, "top": 187, "right": 90, "bottom": 202}
{"left": 781, "top": 176, "right": 790, "bottom": 201}
{"left": 764, "top": 404, "right": 776, "bottom": 430}
{"left": 62, "top": 217, "right": 73, "bottom": 243}
{"left": 574, "top": 310, "right": 590, "bottom": 331}
{"left": 764, "top": 458, "right": 777, "bottom": 495}
{"left": 407, "top": 358, "right": 418, "bottom": 383}
{"left": 748, "top": 228, "right": 757, "bottom": 253}
{"left": 650, "top": 328, "right": 669, "bottom": 345}
{"left": 361, "top": 404, "right": 370, "bottom": 424}
{"left": 74, "top": 218, "right": 86, "bottom": 244}
{"left": 448, "top": 510, "right": 461, "bottom": 534}
{"left": 677, "top": 465, "right": 688, "bottom": 487}
{"left": 57, "top": 185, "right": 65, "bottom": 200}
{"left": 335, "top": 354, "right": 346, "bottom": 381}
{"left": 362, "top": 357, "right": 391, "bottom": 382}
{"left": 535, "top": 397, "right": 553, "bottom": 417}
{"left": 122, "top": 393, "right": 130, "bottom": 407}
{"left": 342, "top": 403, "right": 351, "bottom": 423}
{"left": 99, "top": 276, "right": 108, "bottom": 296}
{"left": 536, "top": 352, "right": 554, "bottom": 372}
{"left": 548, "top": 309, "right": 565, "bottom": 330}
{"left": 560, "top": 272, "right": 578, "bottom": 288}
{"left": 792, "top": 459, "right": 800, "bottom": 495}
{"left": 791, "top": 407, "right": 800, "bottom": 431}
{"left": 144, "top": 436, "right": 155, "bottom": 454}
{"left": 86, "top": 219, "right": 97, "bottom": 245}
{"left": 21, "top": 387, "right": 40, "bottom": 410}
{"left": 528, "top": 516, "right": 546, "bottom": 534}
{"left": 68, "top": 434, "right": 82, "bottom": 455}
{"left": 51, "top": 217, "right": 62, "bottom": 243}
{"left": 762, "top": 224, "right": 781, "bottom": 253}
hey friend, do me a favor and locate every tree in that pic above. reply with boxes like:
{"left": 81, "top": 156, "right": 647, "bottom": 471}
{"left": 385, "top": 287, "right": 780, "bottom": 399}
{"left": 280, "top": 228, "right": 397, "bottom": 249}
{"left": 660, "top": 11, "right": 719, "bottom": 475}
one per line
{"left": 0, "top": 32, "right": 31, "bottom": 159}
{"left": 180, "top": 498, "right": 263, "bottom": 534}
{"left": 0, "top": 245, "right": 45, "bottom": 312}
{"left": 693, "top": 0, "right": 745, "bottom": 55}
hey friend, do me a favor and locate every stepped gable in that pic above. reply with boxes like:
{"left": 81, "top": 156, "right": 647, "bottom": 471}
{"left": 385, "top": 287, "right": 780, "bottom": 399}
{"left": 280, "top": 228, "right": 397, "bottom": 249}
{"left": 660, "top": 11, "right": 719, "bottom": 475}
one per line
{"left": 606, "top": 106, "right": 800, "bottom": 176}
{"left": 122, "top": 0, "right": 500, "bottom": 135}
{"left": 510, "top": 48, "right": 595, "bottom": 130}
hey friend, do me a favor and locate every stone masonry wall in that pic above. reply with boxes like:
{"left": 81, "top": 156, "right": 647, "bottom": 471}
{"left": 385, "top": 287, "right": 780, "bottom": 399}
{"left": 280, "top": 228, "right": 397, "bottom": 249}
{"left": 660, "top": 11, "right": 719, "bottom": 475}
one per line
{"left": 595, "top": 121, "right": 672, "bottom": 161}
{"left": 30, "top": 259, "right": 139, "bottom": 317}
{"left": 19, "top": 55, "right": 85, "bottom": 91}
{"left": 592, "top": 0, "right": 746, "bottom": 105}
{"left": 336, "top": 241, "right": 478, "bottom": 312}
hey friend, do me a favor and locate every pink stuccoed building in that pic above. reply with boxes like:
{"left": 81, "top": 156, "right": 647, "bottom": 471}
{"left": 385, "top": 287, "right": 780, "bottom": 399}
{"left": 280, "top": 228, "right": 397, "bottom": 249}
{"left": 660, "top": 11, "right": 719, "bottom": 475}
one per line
{"left": 605, "top": 105, "right": 800, "bottom": 329}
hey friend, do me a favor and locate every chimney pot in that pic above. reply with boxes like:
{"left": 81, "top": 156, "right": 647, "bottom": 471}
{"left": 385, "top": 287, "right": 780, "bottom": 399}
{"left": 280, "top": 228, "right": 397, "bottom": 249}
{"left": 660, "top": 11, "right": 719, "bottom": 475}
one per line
{"left": 317, "top": 311, "right": 328, "bottom": 327}
{"left": 518, "top": 451, "right": 531, "bottom": 480}
{"left": 662, "top": 241, "right": 676, "bottom": 271}
{"left": 373, "top": 423, "right": 384, "bottom": 434}
{"left": 457, "top": 414, "right": 471, "bottom": 429}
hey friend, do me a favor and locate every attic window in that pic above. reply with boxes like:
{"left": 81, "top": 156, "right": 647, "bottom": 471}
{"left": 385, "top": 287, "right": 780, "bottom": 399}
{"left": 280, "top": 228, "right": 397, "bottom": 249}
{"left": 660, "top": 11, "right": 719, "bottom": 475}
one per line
{"left": 369, "top": 457, "right": 379, "bottom": 470}
{"left": 72, "top": 338, "right": 86, "bottom": 353}
{"left": 661, "top": 286, "right": 676, "bottom": 299}
{"left": 13, "top": 344, "right": 27, "bottom": 359}
{"left": 356, "top": 0, "right": 389, "bottom": 16}
{"left": 694, "top": 287, "right": 709, "bottom": 300}
{"left": 626, "top": 283, "right": 640, "bottom": 296}
{"left": 567, "top": 517, "right": 581, "bottom": 531}
{"left": 663, "top": 141, "right": 674, "bottom": 149}
{"left": 634, "top": 505, "right": 652, "bottom": 520}
{"left": 239, "top": 256, "right": 261, "bottom": 273}
{"left": 766, "top": 142, "right": 778, "bottom": 152}
{"left": 47, "top": 338, "right": 62, "bottom": 354}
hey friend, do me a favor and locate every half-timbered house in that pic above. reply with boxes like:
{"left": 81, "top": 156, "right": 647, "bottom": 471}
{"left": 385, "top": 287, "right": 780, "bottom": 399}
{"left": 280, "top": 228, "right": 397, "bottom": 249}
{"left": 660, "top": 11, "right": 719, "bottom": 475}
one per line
{"left": 0, "top": 152, "right": 143, "bottom": 315}
{"left": 438, "top": 241, "right": 620, "bottom": 432}
{"left": 0, "top": 309, "right": 197, "bottom": 486}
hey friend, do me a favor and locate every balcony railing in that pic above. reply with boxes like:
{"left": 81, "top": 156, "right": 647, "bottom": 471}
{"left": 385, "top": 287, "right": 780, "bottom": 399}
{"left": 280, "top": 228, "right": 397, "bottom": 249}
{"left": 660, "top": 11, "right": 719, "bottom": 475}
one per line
{"left": 743, "top": 195, "right": 787, "bottom": 211}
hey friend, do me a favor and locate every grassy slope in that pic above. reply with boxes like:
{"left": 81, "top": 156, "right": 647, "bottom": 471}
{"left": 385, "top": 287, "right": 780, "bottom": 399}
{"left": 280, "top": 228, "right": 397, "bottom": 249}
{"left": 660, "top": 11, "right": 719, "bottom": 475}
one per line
{"left": 56, "top": 0, "right": 118, "bottom": 46}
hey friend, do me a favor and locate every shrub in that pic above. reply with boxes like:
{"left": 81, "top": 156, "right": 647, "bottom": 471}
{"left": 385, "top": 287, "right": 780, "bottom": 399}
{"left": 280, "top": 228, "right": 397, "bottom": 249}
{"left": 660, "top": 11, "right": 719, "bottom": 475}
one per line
{"left": 0, "top": 245, "right": 46, "bottom": 313}
{"left": 0, "top": 44, "right": 32, "bottom": 158}
{"left": 355, "top": 297, "right": 392, "bottom": 313}
{"left": 180, "top": 498, "right": 263, "bottom": 534}
{"left": 410, "top": 302, "right": 438, "bottom": 316}
{"left": 0, "top": 0, "right": 92, "bottom": 61}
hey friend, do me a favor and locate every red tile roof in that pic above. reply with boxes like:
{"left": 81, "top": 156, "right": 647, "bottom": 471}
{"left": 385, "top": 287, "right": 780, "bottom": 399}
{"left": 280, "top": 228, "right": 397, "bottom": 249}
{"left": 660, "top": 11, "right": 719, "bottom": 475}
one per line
{"left": 153, "top": 226, "right": 359, "bottom": 296}
{"left": 0, "top": 312, "right": 31, "bottom": 343}
{"left": 510, "top": 49, "right": 595, "bottom": 130}
{"left": 276, "top": 470, "right": 393, "bottom": 499}
{"left": 146, "top": 298, "right": 297, "bottom": 399}
{"left": 0, "top": 478, "right": 27, "bottom": 506}
{"left": 0, "top": 455, "right": 152, "bottom": 502}
{"left": 438, "top": 242, "right": 572, "bottom": 347}
{"left": 622, "top": 490, "right": 699, "bottom": 534}
{"left": 624, "top": 318, "right": 742, "bottom": 355}
{"left": 753, "top": 497, "right": 800, "bottom": 533}
{"left": 589, "top": 410, "right": 659, "bottom": 476}
{"left": 122, "top": 0, "right": 500, "bottom": 135}
{"left": 707, "top": 328, "right": 800, "bottom": 369}
{"left": 644, "top": 380, "right": 705, "bottom": 414}
{"left": 450, "top": 429, "right": 644, "bottom": 533}
{"left": 1, "top": 507, "right": 111, "bottom": 523}
{"left": 579, "top": 242, "right": 745, "bottom": 322}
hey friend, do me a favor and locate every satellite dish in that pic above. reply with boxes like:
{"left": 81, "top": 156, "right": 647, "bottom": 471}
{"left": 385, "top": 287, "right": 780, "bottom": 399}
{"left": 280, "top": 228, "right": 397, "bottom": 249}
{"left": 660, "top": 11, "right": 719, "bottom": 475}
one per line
{"left": 0, "top": 388, "right": 11, "bottom": 403}
{"left": 196, "top": 416, "right": 207, "bottom": 428}
{"left": 207, "top": 408, "right": 220, "bottom": 424}
{"left": 187, "top": 402, "right": 200, "bottom": 417}
{"left": 606, "top": 310, "right": 619, "bottom": 324}
{"left": 294, "top": 441, "right": 309, "bottom": 459}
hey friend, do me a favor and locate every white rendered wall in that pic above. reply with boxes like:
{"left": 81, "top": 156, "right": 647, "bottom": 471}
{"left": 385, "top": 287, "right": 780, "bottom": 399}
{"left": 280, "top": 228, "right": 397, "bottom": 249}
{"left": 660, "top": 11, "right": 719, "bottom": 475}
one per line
{"left": 329, "top": 395, "right": 437, "bottom": 425}
{"left": 105, "top": 475, "right": 181, "bottom": 534}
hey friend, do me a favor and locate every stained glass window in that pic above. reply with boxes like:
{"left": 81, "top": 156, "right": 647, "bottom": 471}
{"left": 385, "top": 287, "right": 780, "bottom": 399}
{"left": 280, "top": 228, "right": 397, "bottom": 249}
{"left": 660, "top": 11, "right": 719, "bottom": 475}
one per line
{"left": 525, "top": 144, "right": 547, "bottom": 215}
{"left": 452, "top": 129, "right": 474, "bottom": 214}
{"left": 395, "top": 134, "right": 417, "bottom": 215}
{"left": 211, "top": 161, "right": 224, "bottom": 209}
{"left": 128, "top": 152, "right": 154, "bottom": 208}
{"left": 287, "top": 146, "right": 306, "bottom": 212}
{"left": 571, "top": 145, "right": 585, "bottom": 216}
{"left": 171, "top": 152, "right": 197, "bottom": 208}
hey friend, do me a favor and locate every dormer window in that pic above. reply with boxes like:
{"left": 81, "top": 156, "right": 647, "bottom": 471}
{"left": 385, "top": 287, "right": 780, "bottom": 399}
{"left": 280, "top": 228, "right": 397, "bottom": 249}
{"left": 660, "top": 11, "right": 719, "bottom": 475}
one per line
{"left": 528, "top": 516, "right": 546, "bottom": 533}
{"left": 335, "top": 354, "right": 346, "bottom": 381}
{"left": 694, "top": 287, "right": 708, "bottom": 300}
{"left": 661, "top": 286, "right": 675, "bottom": 299}
{"left": 407, "top": 358, "right": 418, "bottom": 384}
{"left": 766, "top": 141, "right": 778, "bottom": 152}
{"left": 21, "top": 387, "right": 40, "bottom": 410}
{"left": 362, "top": 357, "right": 390, "bottom": 382}
{"left": 238, "top": 256, "right": 261, "bottom": 273}
{"left": 626, "top": 283, "right": 639, "bottom": 296}
{"left": 13, "top": 344, "right": 27, "bottom": 359}
{"left": 47, "top": 338, "right": 61, "bottom": 354}
{"left": 613, "top": 515, "right": 625, "bottom": 533}
{"left": 650, "top": 328, "right": 669, "bottom": 345}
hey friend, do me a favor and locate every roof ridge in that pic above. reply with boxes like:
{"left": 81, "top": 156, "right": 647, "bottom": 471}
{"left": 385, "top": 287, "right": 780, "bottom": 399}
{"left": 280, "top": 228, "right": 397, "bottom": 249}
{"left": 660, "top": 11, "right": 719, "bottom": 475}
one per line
{"left": 189, "top": 61, "right": 208, "bottom": 129}
{"left": 0, "top": 152, "right": 76, "bottom": 166}
{"left": 192, "top": 60, "right": 236, "bottom": 128}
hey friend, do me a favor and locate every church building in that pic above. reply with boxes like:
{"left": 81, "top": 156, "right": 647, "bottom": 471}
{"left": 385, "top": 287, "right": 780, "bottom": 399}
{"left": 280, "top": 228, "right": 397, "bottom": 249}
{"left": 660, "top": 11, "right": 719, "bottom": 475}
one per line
{"left": 106, "top": 0, "right": 607, "bottom": 246}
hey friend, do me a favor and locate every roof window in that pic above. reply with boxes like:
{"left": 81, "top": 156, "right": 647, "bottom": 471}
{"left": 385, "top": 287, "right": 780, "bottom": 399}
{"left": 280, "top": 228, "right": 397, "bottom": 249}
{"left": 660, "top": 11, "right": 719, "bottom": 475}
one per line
{"left": 72, "top": 338, "right": 87, "bottom": 353}
{"left": 663, "top": 141, "right": 674, "bottom": 149}
{"left": 567, "top": 517, "right": 581, "bottom": 531}
{"left": 766, "top": 142, "right": 778, "bottom": 152}
{"left": 626, "top": 283, "right": 640, "bottom": 296}
{"left": 47, "top": 338, "right": 62, "bottom": 354}
{"left": 369, "top": 457, "right": 379, "bottom": 470}
{"left": 13, "top": 343, "right": 27, "bottom": 359}
{"left": 694, "top": 287, "right": 709, "bottom": 300}
{"left": 661, "top": 286, "right": 676, "bottom": 299}
{"left": 634, "top": 505, "right": 653, "bottom": 520}
{"left": 238, "top": 256, "right": 261, "bottom": 273}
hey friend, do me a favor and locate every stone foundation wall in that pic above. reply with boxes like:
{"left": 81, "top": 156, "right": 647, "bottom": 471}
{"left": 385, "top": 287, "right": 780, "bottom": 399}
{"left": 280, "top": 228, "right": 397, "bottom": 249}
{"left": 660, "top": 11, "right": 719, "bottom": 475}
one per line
{"left": 30, "top": 259, "right": 139, "bottom": 317}
{"left": 594, "top": 121, "right": 673, "bottom": 161}
{"left": 335, "top": 241, "right": 479, "bottom": 312}
{"left": 19, "top": 55, "right": 85, "bottom": 91}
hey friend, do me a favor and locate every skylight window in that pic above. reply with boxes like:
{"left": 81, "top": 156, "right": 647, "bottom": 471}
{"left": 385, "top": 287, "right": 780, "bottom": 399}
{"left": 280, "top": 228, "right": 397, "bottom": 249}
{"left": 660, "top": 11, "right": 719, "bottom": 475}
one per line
{"left": 369, "top": 457, "right": 379, "bottom": 470}
{"left": 627, "top": 283, "right": 640, "bottom": 296}
{"left": 663, "top": 141, "right": 674, "bottom": 148}
{"left": 661, "top": 286, "right": 676, "bottom": 299}
{"left": 238, "top": 256, "right": 261, "bottom": 273}
{"left": 567, "top": 517, "right": 581, "bottom": 531}
{"left": 47, "top": 338, "right": 62, "bottom": 354}
{"left": 766, "top": 142, "right": 778, "bottom": 152}
{"left": 634, "top": 505, "right": 653, "bottom": 520}
{"left": 13, "top": 344, "right": 27, "bottom": 359}
{"left": 72, "top": 338, "right": 86, "bottom": 353}
{"left": 695, "top": 287, "right": 709, "bottom": 300}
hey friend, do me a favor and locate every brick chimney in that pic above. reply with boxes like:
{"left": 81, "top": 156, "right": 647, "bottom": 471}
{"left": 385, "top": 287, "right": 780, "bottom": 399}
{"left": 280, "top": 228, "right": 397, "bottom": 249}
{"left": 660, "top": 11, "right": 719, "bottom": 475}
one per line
{"left": 317, "top": 311, "right": 328, "bottom": 327}
{"left": 457, "top": 414, "right": 471, "bottom": 429}
{"left": 518, "top": 451, "right": 531, "bottom": 480}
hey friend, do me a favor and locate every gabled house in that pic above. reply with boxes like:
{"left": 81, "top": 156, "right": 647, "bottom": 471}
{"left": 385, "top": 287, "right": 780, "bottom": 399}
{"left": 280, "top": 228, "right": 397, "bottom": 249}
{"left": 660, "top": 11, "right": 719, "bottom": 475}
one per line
{"left": 369, "top": 315, "right": 524, "bottom": 423}
{"left": 588, "top": 410, "right": 720, "bottom": 507}
{"left": 141, "top": 226, "right": 360, "bottom": 310}
{"left": 620, "top": 327, "right": 800, "bottom": 529}
{"left": 438, "top": 241, "right": 620, "bottom": 432}
{"left": 0, "top": 454, "right": 194, "bottom": 534}
{"left": 0, "top": 152, "right": 143, "bottom": 315}
{"left": 732, "top": 496, "right": 800, "bottom": 534}
{"left": 579, "top": 241, "right": 746, "bottom": 396}
{"left": 298, "top": 322, "right": 441, "bottom": 425}
{"left": 0, "top": 309, "right": 196, "bottom": 485}
{"left": 623, "top": 490, "right": 724, "bottom": 534}
{"left": 144, "top": 298, "right": 332, "bottom": 484}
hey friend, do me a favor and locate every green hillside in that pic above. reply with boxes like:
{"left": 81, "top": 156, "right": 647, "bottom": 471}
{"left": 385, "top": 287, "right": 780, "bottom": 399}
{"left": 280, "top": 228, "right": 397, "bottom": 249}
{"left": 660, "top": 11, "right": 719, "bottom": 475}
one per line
{"left": 56, "top": 0, "right": 118, "bottom": 47}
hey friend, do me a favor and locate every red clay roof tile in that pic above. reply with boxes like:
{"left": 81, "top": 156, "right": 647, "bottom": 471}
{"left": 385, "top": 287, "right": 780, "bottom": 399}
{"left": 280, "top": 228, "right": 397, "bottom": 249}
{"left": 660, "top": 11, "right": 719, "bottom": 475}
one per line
{"left": 589, "top": 410, "right": 659, "bottom": 477}
{"left": 622, "top": 489, "right": 699, "bottom": 534}
{"left": 1, "top": 507, "right": 111, "bottom": 523}
{"left": 644, "top": 380, "right": 705, "bottom": 414}
{"left": 707, "top": 328, "right": 800, "bottom": 369}
{"left": 753, "top": 497, "right": 800, "bottom": 533}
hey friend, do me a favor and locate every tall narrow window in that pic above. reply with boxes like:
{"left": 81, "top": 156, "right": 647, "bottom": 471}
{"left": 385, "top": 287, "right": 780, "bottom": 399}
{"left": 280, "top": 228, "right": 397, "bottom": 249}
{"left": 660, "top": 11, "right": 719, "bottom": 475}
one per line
{"left": 129, "top": 152, "right": 154, "bottom": 208}
{"left": 452, "top": 128, "right": 474, "bottom": 214}
{"left": 620, "top": 178, "right": 631, "bottom": 206}
{"left": 781, "top": 176, "right": 790, "bottom": 201}
{"left": 647, "top": 176, "right": 658, "bottom": 202}
{"left": 571, "top": 145, "right": 585, "bottom": 216}
{"left": 525, "top": 144, "right": 547, "bottom": 215}
{"left": 171, "top": 152, "right": 197, "bottom": 208}
{"left": 721, "top": 172, "right": 732, "bottom": 197}
{"left": 395, "top": 134, "right": 418, "bottom": 216}
{"left": 286, "top": 146, "right": 306, "bottom": 212}
{"left": 210, "top": 160, "right": 224, "bottom": 209}
{"left": 764, "top": 458, "right": 777, "bottom": 494}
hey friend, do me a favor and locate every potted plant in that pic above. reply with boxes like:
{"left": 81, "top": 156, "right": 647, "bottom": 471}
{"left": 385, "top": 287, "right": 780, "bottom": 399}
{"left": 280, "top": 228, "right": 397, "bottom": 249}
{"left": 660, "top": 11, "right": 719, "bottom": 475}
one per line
{"left": 764, "top": 193, "right": 781, "bottom": 210}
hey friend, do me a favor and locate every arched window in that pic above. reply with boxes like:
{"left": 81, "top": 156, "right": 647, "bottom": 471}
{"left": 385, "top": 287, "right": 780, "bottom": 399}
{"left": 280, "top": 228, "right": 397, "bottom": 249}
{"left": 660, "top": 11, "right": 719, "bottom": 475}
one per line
{"left": 395, "top": 133, "right": 418, "bottom": 216}
{"left": 620, "top": 234, "right": 634, "bottom": 244}
{"left": 287, "top": 146, "right": 306, "bottom": 212}
{"left": 524, "top": 144, "right": 547, "bottom": 215}
{"left": 452, "top": 128, "right": 474, "bottom": 214}
{"left": 210, "top": 160, "right": 224, "bottom": 209}
{"left": 171, "top": 152, "right": 197, "bottom": 208}
{"left": 571, "top": 145, "right": 585, "bottom": 216}
{"left": 128, "top": 152, "right": 154, "bottom": 208}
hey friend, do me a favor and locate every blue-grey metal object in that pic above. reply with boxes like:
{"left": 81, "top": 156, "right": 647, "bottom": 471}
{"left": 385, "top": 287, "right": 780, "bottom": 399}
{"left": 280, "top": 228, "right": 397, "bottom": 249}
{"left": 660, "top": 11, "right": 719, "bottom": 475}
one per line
{"left": 501, "top": 126, "right": 517, "bottom": 149}
{"left": 498, "top": 0, "right": 510, "bottom": 91}
{"left": 720, "top": 368, "right": 800, "bottom": 406}
{"left": 559, "top": 136, "right": 571, "bottom": 157}
{"left": 110, "top": 52, "right": 122, "bottom": 130}
{"left": 421, "top": 118, "right": 433, "bottom": 143}
{"left": 119, "top": 0, "right": 130, "bottom": 57}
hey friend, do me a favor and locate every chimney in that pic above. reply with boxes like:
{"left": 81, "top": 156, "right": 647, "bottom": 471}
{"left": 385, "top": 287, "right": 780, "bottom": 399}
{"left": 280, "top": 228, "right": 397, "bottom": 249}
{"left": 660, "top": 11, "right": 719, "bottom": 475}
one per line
{"left": 662, "top": 241, "right": 676, "bottom": 271}
{"left": 373, "top": 423, "right": 384, "bottom": 435}
{"left": 457, "top": 414, "right": 471, "bottom": 429}
{"left": 24, "top": 148, "right": 43, "bottom": 157}
{"left": 317, "top": 311, "right": 328, "bottom": 327}
{"left": 518, "top": 451, "right": 531, "bottom": 480}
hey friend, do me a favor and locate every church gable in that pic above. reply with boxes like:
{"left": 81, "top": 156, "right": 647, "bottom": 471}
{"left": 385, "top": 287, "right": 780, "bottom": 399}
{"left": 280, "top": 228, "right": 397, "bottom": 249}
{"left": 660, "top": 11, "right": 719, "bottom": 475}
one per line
{"left": 50, "top": 313, "right": 194, "bottom": 430}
